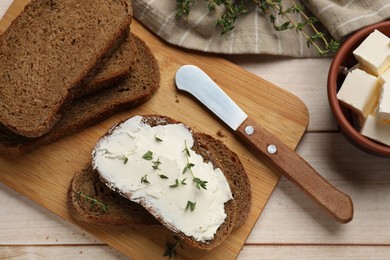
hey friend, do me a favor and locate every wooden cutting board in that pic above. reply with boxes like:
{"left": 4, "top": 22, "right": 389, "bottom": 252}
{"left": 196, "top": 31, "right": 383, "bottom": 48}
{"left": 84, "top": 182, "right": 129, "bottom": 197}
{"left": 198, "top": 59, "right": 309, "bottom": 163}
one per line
{"left": 0, "top": 1, "right": 309, "bottom": 259}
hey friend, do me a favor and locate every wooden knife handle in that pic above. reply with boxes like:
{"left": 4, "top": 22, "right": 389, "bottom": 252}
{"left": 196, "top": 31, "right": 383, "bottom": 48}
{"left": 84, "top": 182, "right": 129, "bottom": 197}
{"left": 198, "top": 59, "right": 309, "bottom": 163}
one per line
{"left": 236, "top": 117, "right": 354, "bottom": 223}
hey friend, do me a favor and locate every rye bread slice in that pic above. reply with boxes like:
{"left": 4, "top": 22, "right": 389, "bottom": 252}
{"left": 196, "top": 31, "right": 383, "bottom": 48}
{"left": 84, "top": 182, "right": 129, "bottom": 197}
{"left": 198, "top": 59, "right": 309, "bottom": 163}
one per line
{"left": 68, "top": 163, "right": 159, "bottom": 226}
{"left": 0, "top": 0, "right": 133, "bottom": 138}
{"left": 0, "top": 35, "right": 160, "bottom": 156}
{"left": 93, "top": 115, "right": 251, "bottom": 250}
{"left": 75, "top": 32, "right": 137, "bottom": 98}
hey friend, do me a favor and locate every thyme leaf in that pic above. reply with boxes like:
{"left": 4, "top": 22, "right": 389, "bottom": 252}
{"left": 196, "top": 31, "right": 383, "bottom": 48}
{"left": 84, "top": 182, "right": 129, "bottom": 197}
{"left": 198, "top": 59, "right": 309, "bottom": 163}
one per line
{"left": 152, "top": 158, "right": 162, "bottom": 170}
{"left": 185, "top": 200, "right": 196, "bottom": 211}
{"left": 141, "top": 174, "right": 150, "bottom": 184}
{"left": 142, "top": 150, "right": 153, "bottom": 160}
{"left": 182, "top": 140, "right": 191, "bottom": 157}
{"left": 182, "top": 162, "right": 195, "bottom": 174}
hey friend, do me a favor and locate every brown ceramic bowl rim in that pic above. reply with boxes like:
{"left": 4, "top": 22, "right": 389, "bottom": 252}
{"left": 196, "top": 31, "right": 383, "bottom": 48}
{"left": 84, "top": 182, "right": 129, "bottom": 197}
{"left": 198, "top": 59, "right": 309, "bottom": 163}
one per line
{"left": 328, "top": 20, "right": 390, "bottom": 157}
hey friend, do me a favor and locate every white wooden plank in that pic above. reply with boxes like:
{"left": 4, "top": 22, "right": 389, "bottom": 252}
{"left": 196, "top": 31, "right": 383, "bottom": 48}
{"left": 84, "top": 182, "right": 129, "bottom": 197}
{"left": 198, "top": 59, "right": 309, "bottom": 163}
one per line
{"left": 0, "top": 183, "right": 101, "bottom": 245}
{"left": 1, "top": 244, "right": 390, "bottom": 259}
{"left": 0, "top": 246, "right": 127, "bottom": 259}
{"left": 238, "top": 245, "right": 390, "bottom": 260}
{"left": 0, "top": 1, "right": 12, "bottom": 20}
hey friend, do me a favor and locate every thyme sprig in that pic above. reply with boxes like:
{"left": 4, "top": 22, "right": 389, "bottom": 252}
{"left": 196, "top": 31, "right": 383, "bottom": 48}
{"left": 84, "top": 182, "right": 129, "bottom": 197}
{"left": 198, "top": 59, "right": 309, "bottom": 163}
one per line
{"left": 169, "top": 178, "right": 187, "bottom": 188}
{"left": 176, "top": 0, "right": 340, "bottom": 55}
{"left": 74, "top": 190, "right": 109, "bottom": 213}
{"left": 182, "top": 140, "right": 208, "bottom": 190}
{"left": 163, "top": 235, "right": 183, "bottom": 259}
{"left": 259, "top": 0, "right": 340, "bottom": 55}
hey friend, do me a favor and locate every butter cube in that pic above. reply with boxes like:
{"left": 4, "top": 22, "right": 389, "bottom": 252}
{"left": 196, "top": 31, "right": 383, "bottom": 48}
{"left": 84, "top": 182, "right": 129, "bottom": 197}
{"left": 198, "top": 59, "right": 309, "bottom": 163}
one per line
{"left": 337, "top": 68, "right": 380, "bottom": 119}
{"left": 353, "top": 29, "right": 390, "bottom": 76}
{"left": 378, "top": 83, "right": 390, "bottom": 121}
{"left": 361, "top": 115, "right": 390, "bottom": 146}
{"left": 379, "top": 68, "right": 390, "bottom": 84}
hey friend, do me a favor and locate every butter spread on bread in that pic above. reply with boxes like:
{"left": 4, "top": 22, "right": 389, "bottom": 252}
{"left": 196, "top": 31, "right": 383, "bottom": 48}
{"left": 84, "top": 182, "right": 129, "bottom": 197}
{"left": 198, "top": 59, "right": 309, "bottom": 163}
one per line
{"left": 92, "top": 115, "right": 233, "bottom": 243}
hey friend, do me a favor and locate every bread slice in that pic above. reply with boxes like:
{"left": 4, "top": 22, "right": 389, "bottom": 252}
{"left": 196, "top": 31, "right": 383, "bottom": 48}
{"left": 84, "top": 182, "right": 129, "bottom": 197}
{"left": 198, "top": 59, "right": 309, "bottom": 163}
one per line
{"left": 75, "top": 32, "right": 137, "bottom": 98}
{"left": 0, "top": 35, "right": 160, "bottom": 156}
{"left": 92, "top": 115, "right": 251, "bottom": 250}
{"left": 0, "top": 0, "right": 133, "bottom": 138}
{"left": 68, "top": 163, "right": 159, "bottom": 226}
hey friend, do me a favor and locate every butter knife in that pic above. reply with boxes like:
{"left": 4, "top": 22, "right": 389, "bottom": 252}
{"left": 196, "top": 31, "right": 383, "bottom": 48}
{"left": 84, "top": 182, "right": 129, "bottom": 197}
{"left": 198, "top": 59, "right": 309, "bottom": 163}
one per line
{"left": 175, "top": 65, "right": 353, "bottom": 224}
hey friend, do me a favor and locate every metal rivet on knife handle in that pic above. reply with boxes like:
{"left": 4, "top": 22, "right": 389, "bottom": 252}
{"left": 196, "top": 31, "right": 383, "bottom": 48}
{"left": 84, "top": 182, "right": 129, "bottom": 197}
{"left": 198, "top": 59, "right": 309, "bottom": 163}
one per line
{"left": 245, "top": 125, "right": 255, "bottom": 135}
{"left": 267, "top": 144, "right": 277, "bottom": 154}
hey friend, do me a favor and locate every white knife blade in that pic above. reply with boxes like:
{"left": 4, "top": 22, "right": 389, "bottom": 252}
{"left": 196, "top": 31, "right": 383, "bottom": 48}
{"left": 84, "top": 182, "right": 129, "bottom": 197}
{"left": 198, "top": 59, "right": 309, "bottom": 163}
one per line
{"left": 175, "top": 65, "right": 247, "bottom": 130}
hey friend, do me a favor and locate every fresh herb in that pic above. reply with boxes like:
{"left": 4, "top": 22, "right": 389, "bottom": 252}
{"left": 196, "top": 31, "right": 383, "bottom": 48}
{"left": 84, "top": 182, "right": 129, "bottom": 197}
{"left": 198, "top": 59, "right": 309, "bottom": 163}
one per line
{"left": 169, "top": 178, "right": 187, "bottom": 188}
{"left": 152, "top": 158, "right": 162, "bottom": 170}
{"left": 74, "top": 190, "right": 109, "bottom": 213}
{"left": 210, "top": 0, "right": 248, "bottom": 35}
{"left": 193, "top": 177, "right": 208, "bottom": 190}
{"left": 182, "top": 140, "right": 191, "bottom": 157}
{"left": 141, "top": 174, "right": 150, "bottom": 184}
{"left": 176, "top": 0, "right": 339, "bottom": 55}
{"left": 142, "top": 150, "right": 153, "bottom": 160}
{"left": 185, "top": 200, "right": 196, "bottom": 211}
{"left": 181, "top": 140, "right": 208, "bottom": 190}
{"left": 182, "top": 162, "right": 195, "bottom": 174}
{"left": 175, "top": 0, "right": 194, "bottom": 19}
{"left": 155, "top": 135, "right": 163, "bottom": 142}
{"left": 159, "top": 174, "right": 169, "bottom": 179}
{"left": 123, "top": 157, "right": 128, "bottom": 164}
{"left": 163, "top": 235, "right": 183, "bottom": 259}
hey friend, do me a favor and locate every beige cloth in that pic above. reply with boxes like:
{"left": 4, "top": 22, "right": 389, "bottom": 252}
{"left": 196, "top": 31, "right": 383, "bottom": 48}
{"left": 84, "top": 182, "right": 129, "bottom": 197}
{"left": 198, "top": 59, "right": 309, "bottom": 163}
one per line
{"left": 132, "top": 0, "right": 390, "bottom": 57}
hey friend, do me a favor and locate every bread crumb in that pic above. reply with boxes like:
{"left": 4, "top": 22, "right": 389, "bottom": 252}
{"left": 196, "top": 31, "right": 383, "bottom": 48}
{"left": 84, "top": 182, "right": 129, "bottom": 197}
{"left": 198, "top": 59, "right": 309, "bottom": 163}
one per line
{"left": 217, "top": 129, "right": 225, "bottom": 137}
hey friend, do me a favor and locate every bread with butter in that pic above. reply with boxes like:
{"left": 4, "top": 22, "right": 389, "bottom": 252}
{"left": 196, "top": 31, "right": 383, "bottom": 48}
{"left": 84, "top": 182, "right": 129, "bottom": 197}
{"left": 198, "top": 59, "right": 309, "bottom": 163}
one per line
{"left": 90, "top": 115, "right": 251, "bottom": 250}
{"left": 0, "top": 0, "right": 132, "bottom": 137}
{"left": 0, "top": 35, "right": 160, "bottom": 156}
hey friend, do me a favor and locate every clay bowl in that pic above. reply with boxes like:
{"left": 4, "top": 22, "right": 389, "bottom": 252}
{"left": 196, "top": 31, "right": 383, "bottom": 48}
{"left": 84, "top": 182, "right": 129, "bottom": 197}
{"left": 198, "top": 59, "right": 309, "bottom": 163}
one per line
{"left": 327, "top": 20, "right": 390, "bottom": 157}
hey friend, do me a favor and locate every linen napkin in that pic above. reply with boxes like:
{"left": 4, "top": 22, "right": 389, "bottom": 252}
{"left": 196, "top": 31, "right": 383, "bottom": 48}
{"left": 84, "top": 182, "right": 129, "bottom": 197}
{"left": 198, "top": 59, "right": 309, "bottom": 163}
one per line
{"left": 132, "top": 0, "right": 390, "bottom": 57}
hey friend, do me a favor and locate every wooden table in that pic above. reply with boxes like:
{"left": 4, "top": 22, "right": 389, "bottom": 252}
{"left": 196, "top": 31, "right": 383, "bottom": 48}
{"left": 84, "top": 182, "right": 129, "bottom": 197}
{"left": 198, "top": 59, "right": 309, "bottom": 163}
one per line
{"left": 1, "top": 4, "right": 390, "bottom": 260}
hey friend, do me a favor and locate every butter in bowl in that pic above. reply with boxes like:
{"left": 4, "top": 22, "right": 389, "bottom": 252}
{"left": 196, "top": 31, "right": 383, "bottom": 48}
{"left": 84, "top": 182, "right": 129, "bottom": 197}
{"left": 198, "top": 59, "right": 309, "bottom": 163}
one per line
{"left": 328, "top": 20, "right": 390, "bottom": 157}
